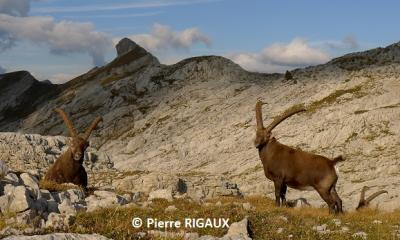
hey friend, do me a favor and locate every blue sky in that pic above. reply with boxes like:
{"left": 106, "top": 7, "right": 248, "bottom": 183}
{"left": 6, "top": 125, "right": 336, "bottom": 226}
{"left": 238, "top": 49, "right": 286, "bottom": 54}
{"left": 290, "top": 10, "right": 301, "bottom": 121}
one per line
{"left": 1, "top": 0, "right": 400, "bottom": 83}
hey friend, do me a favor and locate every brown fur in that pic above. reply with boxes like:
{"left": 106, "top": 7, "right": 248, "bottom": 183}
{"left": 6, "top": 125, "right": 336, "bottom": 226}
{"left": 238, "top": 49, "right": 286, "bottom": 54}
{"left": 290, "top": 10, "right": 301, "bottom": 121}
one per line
{"left": 254, "top": 100, "right": 345, "bottom": 214}
{"left": 44, "top": 109, "right": 102, "bottom": 188}
{"left": 356, "top": 186, "right": 388, "bottom": 210}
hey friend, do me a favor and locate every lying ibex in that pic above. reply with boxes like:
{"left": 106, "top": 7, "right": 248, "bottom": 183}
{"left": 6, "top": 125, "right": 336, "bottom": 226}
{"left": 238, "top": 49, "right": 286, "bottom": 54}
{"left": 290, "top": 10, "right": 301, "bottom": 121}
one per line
{"left": 44, "top": 109, "right": 102, "bottom": 188}
{"left": 356, "top": 186, "right": 388, "bottom": 210}
{"left": 255, "top": 100, "right": 345, "bottom": 214}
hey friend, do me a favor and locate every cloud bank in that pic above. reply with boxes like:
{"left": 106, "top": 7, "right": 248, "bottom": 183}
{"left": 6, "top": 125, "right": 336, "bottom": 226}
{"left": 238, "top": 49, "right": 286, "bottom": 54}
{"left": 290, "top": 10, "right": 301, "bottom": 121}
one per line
{"left": 0, "top": 0, "right": 113, "bottom": 66}
{"left": 127, "top": 23, "right": 211, "bottom": 53}
{"left": 228, "top": 38, "right": 332, "bottom": 73}
{"left": 0, "top": 0, "right": 30, "bottom": 17}
{"left": 0, "top": 14, "right": 112, "bottom": 66}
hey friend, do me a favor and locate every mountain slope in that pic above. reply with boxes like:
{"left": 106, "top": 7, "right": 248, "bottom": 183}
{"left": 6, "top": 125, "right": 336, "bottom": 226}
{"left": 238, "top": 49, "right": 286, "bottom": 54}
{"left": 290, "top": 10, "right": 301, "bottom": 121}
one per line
{"left": 0, "top": 71, "right": 60, "bottom": 130}
{"left": 1, "top": 39, "right": 400, "bottom": 211}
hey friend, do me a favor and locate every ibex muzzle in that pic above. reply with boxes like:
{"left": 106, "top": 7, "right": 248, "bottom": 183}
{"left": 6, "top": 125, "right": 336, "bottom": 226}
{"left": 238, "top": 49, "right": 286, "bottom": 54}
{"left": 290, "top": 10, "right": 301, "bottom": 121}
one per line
{"left": 44, "top": 109, "right": 102, "bottom": 188}
{"left": 254, "top": 100, "right": 345, "bottom": 214}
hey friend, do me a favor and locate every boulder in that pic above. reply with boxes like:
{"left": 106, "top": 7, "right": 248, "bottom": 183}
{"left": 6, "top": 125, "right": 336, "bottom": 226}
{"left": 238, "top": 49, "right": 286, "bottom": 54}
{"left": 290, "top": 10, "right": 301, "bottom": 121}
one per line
{"left": 20, "top": 173, "right": 41, "bottom": 199}
{"left": 6, "top": 185, "right": 34, "bottom": 213}
{"left": 58, "top": 198, "right": 85, "bottom": 215}
{"left": 3, "top": 173, "right": 19, "bottom": 185}
{"left": 85, "top": 191, "right": 127, "bottom": 212}
{"left": 223, "top": 217, "right": 251, "bottom": 240}
{"left": 20, "top": 173, "right": 39, "bottom": 190}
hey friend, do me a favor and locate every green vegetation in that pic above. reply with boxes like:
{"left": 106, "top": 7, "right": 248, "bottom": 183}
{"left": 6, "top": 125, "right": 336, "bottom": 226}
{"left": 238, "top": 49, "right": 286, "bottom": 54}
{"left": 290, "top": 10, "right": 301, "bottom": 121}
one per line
{"left": 307, "top": 85, "right": 365, "bottom": 113}
{"left": 100, "top": 74, "right": 126, "bottom": 86}
{"left": 61, "top": 196, "right": 400, "bottom": 240}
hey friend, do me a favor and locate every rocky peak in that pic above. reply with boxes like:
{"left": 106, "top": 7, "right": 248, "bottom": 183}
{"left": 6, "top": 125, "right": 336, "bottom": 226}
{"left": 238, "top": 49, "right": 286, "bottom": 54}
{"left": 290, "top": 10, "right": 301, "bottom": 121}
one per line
{"left": 116, "top": 38, "right": 147, "bottom": 57}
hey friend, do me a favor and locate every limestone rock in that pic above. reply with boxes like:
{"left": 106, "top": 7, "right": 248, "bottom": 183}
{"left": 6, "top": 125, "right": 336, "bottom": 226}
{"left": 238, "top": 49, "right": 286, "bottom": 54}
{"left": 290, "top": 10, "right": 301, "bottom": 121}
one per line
{"left": 3, "top": 173, "right": 19, "bottom": 185}
{"left": 148, "top": 189, "right": 173, "bottom": 202}
{"left": 6, "top": 185, "right": 34, "bottom": 213}
{"left": 20, "top": 173, "right": 40, "bottom": 198}
{"left": 85, "top": 191, "right": 127, "bottom": 212}
{"left": 224, "top": 217, "right": 251, "bottom": 240}
{"left": 58, "top": 199, "right": 83, "bottom": 216}
{"left": 0, "top": 160, "right": 8, "bottom": 178}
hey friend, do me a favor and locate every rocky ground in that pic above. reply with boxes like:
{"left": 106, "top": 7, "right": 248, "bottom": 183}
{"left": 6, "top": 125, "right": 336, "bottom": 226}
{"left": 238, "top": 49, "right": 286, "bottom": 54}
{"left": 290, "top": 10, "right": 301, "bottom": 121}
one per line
{"left": 0, "top": 159, "right": 251, "bottom": 239}
{"left": 1, "top": 39, "right": 400, "bottom": 238}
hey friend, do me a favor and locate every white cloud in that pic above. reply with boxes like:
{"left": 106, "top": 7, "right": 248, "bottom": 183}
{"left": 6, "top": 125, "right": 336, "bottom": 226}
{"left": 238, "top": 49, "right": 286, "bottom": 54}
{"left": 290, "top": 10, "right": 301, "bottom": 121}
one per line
{"left": 124, "top": 23, "right": 211, "bottom": 53}
{"left": 227, "top": 38, "right": 331, "bottom": 73}
{"left": 0, "top": 0, "right": 30, "bottom": 17}
{"left": 0, "top": 65, "right": 6, "bottom": 73}
{"left": 0, "top": 14, "right": 112, "bottom": 66}
{"left": 32, "top": 0, "right": 220, "bottom": 13}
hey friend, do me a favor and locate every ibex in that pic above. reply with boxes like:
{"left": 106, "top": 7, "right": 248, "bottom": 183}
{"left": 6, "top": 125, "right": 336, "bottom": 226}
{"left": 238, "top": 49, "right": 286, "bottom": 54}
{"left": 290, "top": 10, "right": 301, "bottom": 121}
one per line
{"left": 44, "top": 109, "right": 102, "bottom": 188}
{"left": 254, "top": 100, "right": 345, "bottom": 214}
{"left": 356, "top": 186, "right": 388, "bottom": 210}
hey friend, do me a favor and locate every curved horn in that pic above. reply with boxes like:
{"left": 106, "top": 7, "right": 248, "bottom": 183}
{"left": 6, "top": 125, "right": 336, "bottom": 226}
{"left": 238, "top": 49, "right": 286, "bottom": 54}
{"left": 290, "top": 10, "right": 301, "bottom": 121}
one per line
{"left": 255, "top": 100, "right": 266, "bottom": 130}
{"left": 82, "top": 116, "right": 102, "bottom": 141}
{"left": 365, "top": 190, "right": 388, "bottom": 204}
{"left": 55, "top": 109, "right": 78, "bottom": 138}
{"left": 265, "top": 104, "right": 306, "bottom": 132}
{"left": 358, "top": 186, "right": 368, "bottom": 204}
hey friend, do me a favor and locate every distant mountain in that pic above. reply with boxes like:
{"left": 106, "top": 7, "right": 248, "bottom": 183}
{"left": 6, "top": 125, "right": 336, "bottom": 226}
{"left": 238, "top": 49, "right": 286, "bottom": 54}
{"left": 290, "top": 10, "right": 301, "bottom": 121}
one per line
{"left": 0, "top": 71, "right": 60, "bottom": 129}
{"left": 1, "top": 39, "right": 400, "bottom": 210}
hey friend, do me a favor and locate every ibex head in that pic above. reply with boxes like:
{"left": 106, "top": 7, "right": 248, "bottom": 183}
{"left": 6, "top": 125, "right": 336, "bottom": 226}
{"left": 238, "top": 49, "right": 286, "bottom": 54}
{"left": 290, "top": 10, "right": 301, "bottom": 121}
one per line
{"left": 55, "top": 109, "right": 102, "bottom": 162}
{"left": 356, "top": 186, "right": 388, "bottom": 210}
{"left": 254, "top": 100, "right": 306, "bottom": 149}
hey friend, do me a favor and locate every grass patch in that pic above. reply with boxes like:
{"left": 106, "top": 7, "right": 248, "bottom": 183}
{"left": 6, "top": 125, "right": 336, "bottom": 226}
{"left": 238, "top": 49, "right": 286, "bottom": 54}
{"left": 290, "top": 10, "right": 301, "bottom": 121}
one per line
{"left": 38, "top": 179, "right": 83, "bottom": 192}
{"left": 308, "top": 85, "right": 365, "bottom": 113}
{"left": 66, "top": 196, "right": 400, "bottom": 240}
{"left": 100, "top": 74, "right": 126, "bottom": 86}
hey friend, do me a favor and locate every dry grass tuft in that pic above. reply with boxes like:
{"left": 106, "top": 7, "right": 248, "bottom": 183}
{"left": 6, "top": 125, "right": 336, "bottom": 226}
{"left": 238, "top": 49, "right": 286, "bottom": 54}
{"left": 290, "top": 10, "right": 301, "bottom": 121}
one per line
{"left": 38, "top": 179, "right": 83, "bottom": 192}
{"left": 64, "top": 196, "right": 400, "bottom": 240}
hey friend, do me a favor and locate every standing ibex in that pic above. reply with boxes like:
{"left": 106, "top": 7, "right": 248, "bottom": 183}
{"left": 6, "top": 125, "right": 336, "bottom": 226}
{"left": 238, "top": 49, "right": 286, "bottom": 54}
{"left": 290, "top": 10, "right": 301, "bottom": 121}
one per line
{"left": 255, "top": 100, "right": 345, "bottom": 214}
{"left": 356, "top": 186, "right": 388, "bottom": 210}
{"left": 44, "top": 109, "right": 102, "bottom": 188}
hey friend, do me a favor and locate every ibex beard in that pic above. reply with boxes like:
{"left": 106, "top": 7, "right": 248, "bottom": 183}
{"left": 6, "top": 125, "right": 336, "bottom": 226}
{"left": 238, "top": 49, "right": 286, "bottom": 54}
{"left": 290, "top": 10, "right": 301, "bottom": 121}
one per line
{"left": 254, "top": 100, "right": 345, "bottom": 214}
{"left": 44, "top": 108, "right": 102, "bottom": 188}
